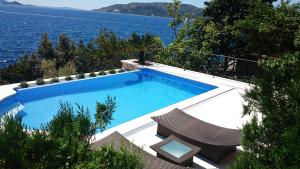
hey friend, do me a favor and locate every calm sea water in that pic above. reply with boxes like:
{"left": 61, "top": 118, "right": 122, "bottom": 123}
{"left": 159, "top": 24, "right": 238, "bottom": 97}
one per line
{"left": 0, "top": 4, "right": 173, "bottom": 68}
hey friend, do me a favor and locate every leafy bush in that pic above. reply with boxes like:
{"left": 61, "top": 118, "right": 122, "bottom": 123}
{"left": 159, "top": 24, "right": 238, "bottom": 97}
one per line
{"left": 19, "top": 81, "right": 29, "bottom": 88}
{"left": 76, "top": 72, "right": 85, "bottom": 79}
{"left": 118, "top": 69, "right": 125, "bottom": 73}
{"left": 95, "top": 96, "right": 116, "bottom": 132}
{"left": 65, "top": 76, "right": 73, "bottom": 81}
{"left": 40, "top": 59, "right": 57, "bottom": 79}
{"left": 50, "top": 77, "right": 59, "bottom": 83}
{"left": 36, "top": 78, "right": 45, "bottom": 85}
{"left": 58, "top": 61, "right": 77, "bottom": 77}
{"left": 89, "top": 72, "right": 96, "bottom": 77}
{"left": 231, "top": 53, "right": 300, "bottom": 168}
{"left": 98, "top": 71, "right": 106, "bottom": 76}
{"left": 0, "top": 97, "right": 141, "bottom": 169}
{"left": 77, "top": 144, "right": 143, "bottom": 169}
{"left": 108, "top": 69, "right": 116, "bottom": 74}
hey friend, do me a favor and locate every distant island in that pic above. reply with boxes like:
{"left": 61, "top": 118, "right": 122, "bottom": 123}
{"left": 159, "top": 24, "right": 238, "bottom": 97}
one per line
{"left": 0, "top": 0, "right": 23, "bottom": 5}
{"left": 0, "top": 0, "right": 22, "bottom": 5}
{"left": 94, "top": 2, "right": 202, "bottom": 17}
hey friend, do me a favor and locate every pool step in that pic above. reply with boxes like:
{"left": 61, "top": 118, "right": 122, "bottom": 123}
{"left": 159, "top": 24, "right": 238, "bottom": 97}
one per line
{"left": 1, "top": 102, "right": 24, "bottom": 120}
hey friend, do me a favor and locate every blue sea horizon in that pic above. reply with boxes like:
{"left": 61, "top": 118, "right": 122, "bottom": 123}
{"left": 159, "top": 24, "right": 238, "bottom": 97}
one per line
{"left": 0, "top": 4, "right": 173, "bottom": 68}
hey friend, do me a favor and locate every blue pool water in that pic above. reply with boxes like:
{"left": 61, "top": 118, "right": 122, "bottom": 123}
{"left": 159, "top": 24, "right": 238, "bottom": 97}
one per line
{"left": 0, "top": 69, "right": 217, "bottom": 129}
{"left": 0, "top": 4, "right": 173, "bottom": 68}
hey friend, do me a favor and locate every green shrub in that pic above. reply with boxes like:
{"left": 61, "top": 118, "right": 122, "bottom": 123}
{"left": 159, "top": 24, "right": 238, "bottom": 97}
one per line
{"left": 98, "top": 71, "right": 106, "bottom": 76}
{"left": 108, "top": 69, "right": 116, "bottom": 74}
{"left": 77, "top": 144, "right": 143, "bottom": 169}
{"left": 65, "top": 76, "right": 73, "bottom": 81}
{"left": 76, "top": 72, "right": 85, "bottom": 79}
{"left": 19, "top": 82, "right": 29, "bottom": 88}
{"left": 50, "top": 77, "right": 59, "bottom": 83}
{"left": 0, "top": 97, "right": 124, "bottom": 169}
{"left": 118, "top": 69, "right": 125, "bottom": 73}
{"left": 36, "top": 78, "right": 45, "bottom": 85}
{"left": 89, "top": 72, "right": 96, "bottom": 77}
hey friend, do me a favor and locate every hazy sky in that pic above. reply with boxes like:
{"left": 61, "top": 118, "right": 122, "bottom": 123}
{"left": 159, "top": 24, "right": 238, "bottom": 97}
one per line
{"left": 9, "top": 0, "right": 206, "bottom": 10}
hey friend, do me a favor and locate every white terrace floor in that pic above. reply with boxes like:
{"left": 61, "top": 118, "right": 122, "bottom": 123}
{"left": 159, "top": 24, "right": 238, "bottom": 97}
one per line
{"left": 96, "top": 61, "right": 252, "bottom": 169}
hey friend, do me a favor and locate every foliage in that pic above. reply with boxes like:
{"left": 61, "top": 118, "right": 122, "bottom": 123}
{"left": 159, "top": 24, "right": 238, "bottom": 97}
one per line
{"left": 76, "top": 144, "right": 143, "bottom": 169}
{"left": 46, "top": 102, "right": 95, "bottom": 168}
{"left": 0, "top": 98, "right": 141, "bottom": 169}
{"left": 118, "top": 69, "right": 125, "bottom": 73}
{"left": 94, "top": 29, "right": 129, "bottom": 70}
{"left": 37, "top": 33, "right": 55, "bottom": 60}
{"left": 128, "top": 33, "right": 160, "bottom": 64}
{"left": 89, "top": 72, "right": 96, "bottom": 77}
{"left": 231, "top": 2, "right": 300, "bottom": 58}
{"left": 231, "top": 49, "right": 300, "bottom": 168}
{"left": 0, "top": 115, "right": 55, "bottom": 169}
{"left": 50, "top": 77, "right": 59, "bottom": 83}
{"left": 56, "top": 34, "right": 76, "bottom": 67}
{"left": 40, "top": 59, "right": 58, "bottom": 79}
{"left": 19, "top": 81, "right": 29, "bottom": 88}
{"left": 98, "top": 70, "right": 106, "bottom": 76}
{"left": 155, "top": 0, "right": 300, "bottom": 80}
{"left": 0, "top": 54, "right": 42, "bottom": 83}
{"left": 166, "top": 0, "right": 183, "bottom": 38}
{"left": 0, "top": 29, "right": 163, "bottom": 84}
{"left": 76, "top": 72, "right": 85, "bottom": 79}
{"left": 65, "top": 76, "right": 73, "bottom": 81}
{"left": 58, "top": 61, "right": 77, "bottom": 77}
{"left": 35, "top": 78, "right": 45, "bottom": 85}
{"left": 95, "top": 95, "right": 116, "bottom": 132}
{"left": 108, "top": 69, "right": 116, "bottom": 74}
{"left": 203, "top": 0, "right": 275, "bottom": 26}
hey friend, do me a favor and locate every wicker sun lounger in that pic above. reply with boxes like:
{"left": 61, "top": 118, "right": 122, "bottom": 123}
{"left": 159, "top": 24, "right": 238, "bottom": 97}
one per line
{"left": 91, "top": 131, "right": 194, "bottom": 169}
{"left": 151, "top": 108, "right": 241, "bottom": 163}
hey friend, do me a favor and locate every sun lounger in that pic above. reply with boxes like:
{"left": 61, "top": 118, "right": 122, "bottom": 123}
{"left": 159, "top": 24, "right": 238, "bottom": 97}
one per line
{"left": 151, "top": 108, "right": 241, "bottom": 163}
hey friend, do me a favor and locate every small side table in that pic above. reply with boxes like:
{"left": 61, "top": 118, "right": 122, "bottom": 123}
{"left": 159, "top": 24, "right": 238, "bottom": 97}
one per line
{"left": 150, "top": 135, "right": 201, "bottom": 167}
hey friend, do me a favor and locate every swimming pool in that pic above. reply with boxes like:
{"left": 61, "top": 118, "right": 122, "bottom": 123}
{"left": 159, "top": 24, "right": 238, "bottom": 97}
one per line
{"left": 0, "top": 68, "right": 217, "bottom": 129}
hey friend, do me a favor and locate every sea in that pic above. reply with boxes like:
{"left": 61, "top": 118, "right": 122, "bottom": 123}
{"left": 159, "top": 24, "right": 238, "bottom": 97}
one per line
{"left": 0, "top": 4, "right": 173, "bottom": 68}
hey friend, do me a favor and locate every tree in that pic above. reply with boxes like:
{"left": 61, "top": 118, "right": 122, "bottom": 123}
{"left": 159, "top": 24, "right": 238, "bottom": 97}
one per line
{"left": 231, "top": 37, "right": 300, "bottom": 168}
{"left": 128, "top": 33, "right": 158, "bottom": 64}
{"left": 40, "top": 59, "right": 57, "bottom": 79}
{"left": 94, "top": 29, "right": 128, "bottom": 69}
{"left": 0, "top": 53, "right": 42, "bottom": 83}
{"left": 203, "top": 0, "right": 275, "bottom": 25}
{"left": 74, "top": 39, "right": 94, "bottom": 72}
{"left": 58, "top": 61, "right": 77, "bottom": 77}
{"left": 56, "top": 34, "right": 76, "bottom": 67}
{"left": 167, "top": 0, "right": 183, "bottom": 39}
{"left": 94, "top": 95, "right": 116, "bottom": 133}
{"left": 37, "top": 33, "right": 55, "bottom": 60}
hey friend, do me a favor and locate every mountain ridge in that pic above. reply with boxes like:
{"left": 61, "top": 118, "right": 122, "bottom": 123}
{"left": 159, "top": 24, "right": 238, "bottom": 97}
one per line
{"left": 0, "top": 0, "right": 23, "bottom": 5}
{"left": 94, "top": 2, "right": 202, "bottom": 17}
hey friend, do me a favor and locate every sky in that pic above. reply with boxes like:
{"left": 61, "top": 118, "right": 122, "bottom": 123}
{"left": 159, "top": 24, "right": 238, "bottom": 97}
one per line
{"left": 10, "top": 0, "right": 207, "bottom": 10}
